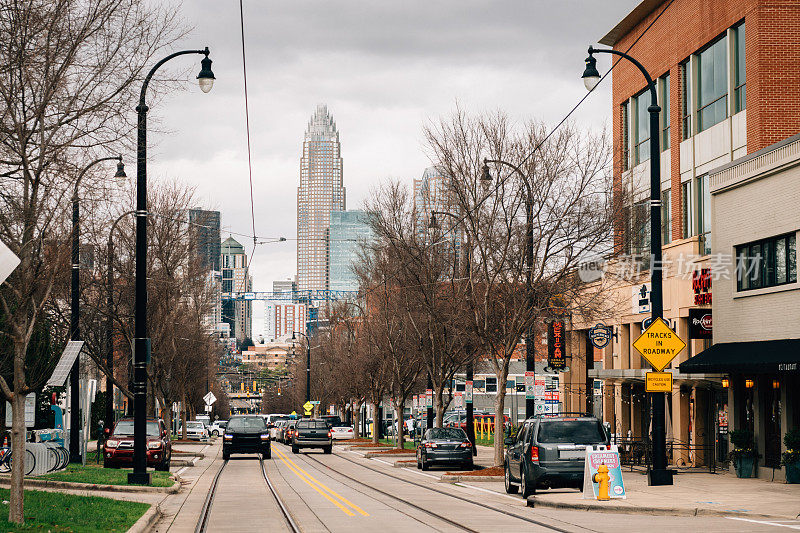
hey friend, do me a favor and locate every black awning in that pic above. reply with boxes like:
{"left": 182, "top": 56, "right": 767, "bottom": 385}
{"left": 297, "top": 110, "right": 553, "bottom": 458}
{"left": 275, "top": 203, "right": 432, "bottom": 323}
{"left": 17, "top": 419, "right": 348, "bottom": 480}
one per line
{"left": 679, "top": 339, "right": 800, "bottom": 374}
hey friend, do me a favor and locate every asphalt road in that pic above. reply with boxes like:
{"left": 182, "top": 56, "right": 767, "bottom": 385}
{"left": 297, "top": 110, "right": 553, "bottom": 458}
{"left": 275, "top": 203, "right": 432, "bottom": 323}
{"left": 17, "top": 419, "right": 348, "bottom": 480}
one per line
{"left": 157, "top": 440, "right": 800, "bottom": 532}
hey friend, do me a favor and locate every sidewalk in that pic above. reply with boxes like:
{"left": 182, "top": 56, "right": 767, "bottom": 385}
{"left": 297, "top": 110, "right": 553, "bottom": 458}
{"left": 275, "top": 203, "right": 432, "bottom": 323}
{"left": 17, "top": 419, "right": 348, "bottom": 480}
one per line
{"left": 528, "top": 469, "right": 800, "bottom": 520}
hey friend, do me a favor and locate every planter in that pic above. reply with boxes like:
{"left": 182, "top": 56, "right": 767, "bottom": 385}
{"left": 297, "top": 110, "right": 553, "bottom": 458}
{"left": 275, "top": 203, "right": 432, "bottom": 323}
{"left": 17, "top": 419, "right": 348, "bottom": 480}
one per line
{"left": 734, "top": 455, "right": 755, "bottom": 478}
{"left": 785, "top": 461, "right": 800, "bottom": 484}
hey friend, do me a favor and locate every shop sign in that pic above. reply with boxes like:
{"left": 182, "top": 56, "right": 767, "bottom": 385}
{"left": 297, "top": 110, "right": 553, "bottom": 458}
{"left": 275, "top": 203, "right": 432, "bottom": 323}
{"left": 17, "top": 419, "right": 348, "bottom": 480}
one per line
{"left": 689, "top": 308, "right": 713, "bottom": 339}
{"left": 632, "top": 317, "right": 686, "bottom": 371}
{"left": 631, "top": 283, "right": 651, "bottom": 314}
{"left": 692, "top": 268, "right": 712, "bottom": 305}
{"left": 465, "top": 380, "right": 473, "bottom": 404}
{"left": 645, "top": 372, "right": 673, "bottom": 393}
{"left": 548, "top": 320, "right": 567, "bottom": 370}
{"left": 589, "top": 322, "right": 612, "bottom": 349}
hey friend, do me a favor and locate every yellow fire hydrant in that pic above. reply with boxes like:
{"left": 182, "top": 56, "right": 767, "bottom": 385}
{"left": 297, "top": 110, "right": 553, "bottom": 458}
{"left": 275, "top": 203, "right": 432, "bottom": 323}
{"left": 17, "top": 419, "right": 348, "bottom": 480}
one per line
{"left": 592, "top": 463, "right": 611, "bottom": 501}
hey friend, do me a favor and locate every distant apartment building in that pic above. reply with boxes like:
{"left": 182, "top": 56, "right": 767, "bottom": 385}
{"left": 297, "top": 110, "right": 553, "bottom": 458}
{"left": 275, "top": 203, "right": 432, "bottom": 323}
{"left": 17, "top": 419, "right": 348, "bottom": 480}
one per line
{"left": 326, "top": 210, "right": 372, "bottom": 292}
{"left": 298, "top": 104, "right": 345, "bottom": 293}
{"left": 273, "top": 278, "right": 297, "bottom": 297}
{"left": 189, "top": 209, "right": 221, "bottom": 271}
{"left": 221, "top": 236, "right": 252, "bottom": 341}
{"left": 241, "top": 342, "right": 292, "bottom": 371}
{"left": 264, "top": 303, "right": 308, "bottom": 341}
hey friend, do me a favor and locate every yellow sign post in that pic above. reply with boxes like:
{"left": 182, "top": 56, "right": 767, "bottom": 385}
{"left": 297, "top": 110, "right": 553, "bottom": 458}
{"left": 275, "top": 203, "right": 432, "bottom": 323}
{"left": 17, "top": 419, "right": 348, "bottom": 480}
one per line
{"left": 645, "top": 372, "right": 673, "bottom": 393}
{"left": 302, "top": 401, "right": 313, "bottom": 415}
{"left": 633, "top": 318, "right": 686, "bottom": 371}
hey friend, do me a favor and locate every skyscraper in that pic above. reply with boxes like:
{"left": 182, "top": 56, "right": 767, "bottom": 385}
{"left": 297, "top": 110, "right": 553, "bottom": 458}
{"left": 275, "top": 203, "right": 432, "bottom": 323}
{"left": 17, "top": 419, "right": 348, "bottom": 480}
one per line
{"left": 188, "top": 209, "right": 221, "bottom": 271}
{"left": 327, "top": 210, "right": 372, "bottom": 292}
{"left": 221, "top": 236, "right": 252, "bottom": 341}
{"left": 413, "top": 166, "right": 461, "bottom": 271}
{"left": 298, "top": 104, "right": 345, "bottom": 293}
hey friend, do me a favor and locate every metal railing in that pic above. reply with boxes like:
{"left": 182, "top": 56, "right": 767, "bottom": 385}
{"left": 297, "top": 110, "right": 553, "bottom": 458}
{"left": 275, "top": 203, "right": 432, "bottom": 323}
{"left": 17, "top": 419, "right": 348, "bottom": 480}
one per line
{"left": 617, "top": 437, "right": 721, "bottom": 473}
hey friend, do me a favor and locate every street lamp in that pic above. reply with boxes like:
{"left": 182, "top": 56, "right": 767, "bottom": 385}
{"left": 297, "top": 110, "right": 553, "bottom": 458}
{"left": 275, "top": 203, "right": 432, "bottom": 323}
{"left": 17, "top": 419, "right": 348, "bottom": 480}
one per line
{"left": 481, "top": 158, "right": 537, "bottom": 422}
{"left": 291, "top": 331, "right": 311, "bottom": 403}
{"left": 130, "top": 47, "right": 215, "bottom": 485}
{"left": 70, "top": 155, "right": 126, "bottom": 463}
{"left": 582, "top": 45, "right": 670, "bottom": 486}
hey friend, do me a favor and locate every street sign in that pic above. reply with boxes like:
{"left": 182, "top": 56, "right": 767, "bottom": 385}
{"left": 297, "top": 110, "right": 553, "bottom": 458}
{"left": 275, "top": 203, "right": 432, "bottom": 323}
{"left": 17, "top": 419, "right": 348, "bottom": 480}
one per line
{"left": 302, "top": 401, "right": 313, "bottom": 415}
{"left": 454, "top": 392, "right": 463, "bottom": 409}
{"left": 203, "top": 391, "right": 217, "bottom": 406}
{"left": 310, "top": 400, "right": 320, "bottom": 405}
{"left": 524, "top": 371, "right": 535, "bottom": 400}
{"left": 425, "top": 389, "right": 433, "bottom": 408}
{"left": 645, "top": 372, "right": 673, "bottom": 393}
{"left": 0, "top": 240, "right": 20, "bottom": 286}
{"left": 465, "top": 381, "right": 473, "bottom": 404}
{"left": 633, "top": 317, "right": 686, "bottom": 372}
{"left": 5, "top": 394, "right": 36, "bottom": 428}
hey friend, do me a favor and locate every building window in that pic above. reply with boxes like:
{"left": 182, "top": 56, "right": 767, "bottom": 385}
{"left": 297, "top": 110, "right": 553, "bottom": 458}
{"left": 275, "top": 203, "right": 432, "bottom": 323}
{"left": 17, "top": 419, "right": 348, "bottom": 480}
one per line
{"left": 681, "top": 181, "right": 693, "bottom": 239}
{"left": 695, "top": 174, "right": 711, "bottom": 255}
{"left": 681, "top": 61, "right": 692, "bottom": 139}
{"left": 621, "top": 101, "right": 630, "bottom": 171}
{"left": 661, "top": 188, "right": 672, "bottom": 245}
{"left": 734, "top": 22, "right": 746, "bottom": 113}
{"left": 485, "top": 377, "right": 497, "bottom": 393}
{"left": 697, "top": 36, "right": 728, "bottom": 132}
{"left": 634, "top": 91, "right": 651, "bottom": 164}
{"left": 660, "top": 74, "right": 670, "bottom": 151}
{"left": 737, "top": 233, "right": 797, "bottom": 290}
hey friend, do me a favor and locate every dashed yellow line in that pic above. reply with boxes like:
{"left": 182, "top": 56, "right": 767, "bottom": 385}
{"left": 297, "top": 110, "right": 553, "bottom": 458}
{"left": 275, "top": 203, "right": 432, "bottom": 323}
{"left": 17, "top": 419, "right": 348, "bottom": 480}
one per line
{"left": 273, "top": 447, "right": 369, "bottom": 517}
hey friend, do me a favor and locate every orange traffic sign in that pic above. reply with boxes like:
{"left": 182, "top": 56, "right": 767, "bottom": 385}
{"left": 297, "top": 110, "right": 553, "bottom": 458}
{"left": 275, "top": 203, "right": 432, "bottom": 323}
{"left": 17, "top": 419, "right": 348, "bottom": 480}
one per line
{"left": 633, "top": 317, "right": 686, "bottom": 371}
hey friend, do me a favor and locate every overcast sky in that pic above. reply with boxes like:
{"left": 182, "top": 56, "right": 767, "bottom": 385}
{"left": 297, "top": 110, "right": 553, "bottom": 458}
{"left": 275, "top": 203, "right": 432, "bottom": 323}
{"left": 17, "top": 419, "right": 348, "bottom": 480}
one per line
{"left": 148, "top": 0, "right": 637, "bottom": 334}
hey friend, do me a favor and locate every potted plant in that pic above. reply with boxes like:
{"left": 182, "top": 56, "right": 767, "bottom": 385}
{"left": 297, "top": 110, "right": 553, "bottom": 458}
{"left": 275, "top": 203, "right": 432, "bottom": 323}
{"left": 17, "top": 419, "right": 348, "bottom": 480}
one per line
{"left": 729, "top": 429, "right": 759, "bottom": 478}
{"left": 781, "top": 428, "right": 800, "bottom": 484}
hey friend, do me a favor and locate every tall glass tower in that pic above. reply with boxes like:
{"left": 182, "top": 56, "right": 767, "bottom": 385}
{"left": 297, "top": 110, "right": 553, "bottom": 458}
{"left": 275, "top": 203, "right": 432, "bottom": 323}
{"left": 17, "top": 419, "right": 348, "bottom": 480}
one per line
{"left": 298, "top": 104, "right": 345, "bottom": 292}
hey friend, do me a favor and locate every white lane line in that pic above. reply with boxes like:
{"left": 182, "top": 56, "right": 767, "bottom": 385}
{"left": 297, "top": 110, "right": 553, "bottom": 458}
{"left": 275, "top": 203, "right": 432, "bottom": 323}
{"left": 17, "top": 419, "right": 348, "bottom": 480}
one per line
{"left": 175, "top": 466, "right": 189, "bottom": 475}
{"left": 454, "top": 482, "right": 524, "bottom": 503}
{"left": 725, "top": 517, "right": 800, "bottom": 530}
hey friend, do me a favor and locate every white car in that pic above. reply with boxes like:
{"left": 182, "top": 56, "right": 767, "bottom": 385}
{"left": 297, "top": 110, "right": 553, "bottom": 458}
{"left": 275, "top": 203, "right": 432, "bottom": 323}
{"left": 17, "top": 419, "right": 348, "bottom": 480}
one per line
{"left": 330, "top": 426, "right": 355, "bottom": 440}
{"left": 179, "top": 421, "right": 209, "bottom": 440}
{"left": 208, "top": 420, "right": 227, "bottom": 437}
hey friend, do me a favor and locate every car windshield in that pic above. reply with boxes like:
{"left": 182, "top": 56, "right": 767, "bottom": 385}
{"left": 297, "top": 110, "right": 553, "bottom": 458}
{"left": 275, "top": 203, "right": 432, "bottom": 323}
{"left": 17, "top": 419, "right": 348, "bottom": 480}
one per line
{"left": 427, "top": 428, "right": 467, "bottom": 440}
{"left": 227, "top": 416, "right": 266, "bottom": 431}
{"left": 114, "top": 421, "right": 160, "bottom": 436}
{"left": 537, "top": 420, "right": 606, "bottom": 444}
{"left": 188, "top": 422, "right": 203, "bottom": 428}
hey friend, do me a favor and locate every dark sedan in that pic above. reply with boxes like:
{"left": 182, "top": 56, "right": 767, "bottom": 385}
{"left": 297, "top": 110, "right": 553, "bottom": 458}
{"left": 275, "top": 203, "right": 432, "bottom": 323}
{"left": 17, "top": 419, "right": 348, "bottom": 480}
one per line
{"left": 417, "top": 427, "right": 473, "bottom": 470}
{"left": 223, "top": 415, "right": 271, "bottom": 460}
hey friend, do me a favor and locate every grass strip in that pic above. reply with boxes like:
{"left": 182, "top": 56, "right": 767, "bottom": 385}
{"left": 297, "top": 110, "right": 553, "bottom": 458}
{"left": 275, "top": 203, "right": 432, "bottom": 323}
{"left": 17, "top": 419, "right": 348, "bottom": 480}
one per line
{"left": 39, "top": 462, "right": 173, "bottom": 488}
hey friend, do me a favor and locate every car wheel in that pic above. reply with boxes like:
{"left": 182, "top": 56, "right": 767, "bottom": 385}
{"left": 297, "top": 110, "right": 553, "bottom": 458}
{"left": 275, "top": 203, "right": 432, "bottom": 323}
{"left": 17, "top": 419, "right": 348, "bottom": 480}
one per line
{"left": 292, "top": 445, "right": 299, "bottom": 454}
{"left": 222, "top": 450, "right": 230, "bottom": 461}
{"left": 504, "top": 462, "right": 519, "bottom": 494}
{"left": 520, "top": 465, "right": 535, "bottom": 498}
{"left": 463, "top": 459, "right": 474, "bottom": 471}
{"left": 416, "top": 454, "right": 422, "bottom": 469}
{"left": 263, "top": 448, "right": 272, "bottom": 460}
{"left": 421, "top": 454, "right": 429, "bottom": 471}
{"left": 155, "top": 459, "right": 170, "bottom": 472}
{"left": 212, "top": 430, "right": 219, "bottom": 437}
{"left": 324, "top": 446, "right": 332, "bottom": 455}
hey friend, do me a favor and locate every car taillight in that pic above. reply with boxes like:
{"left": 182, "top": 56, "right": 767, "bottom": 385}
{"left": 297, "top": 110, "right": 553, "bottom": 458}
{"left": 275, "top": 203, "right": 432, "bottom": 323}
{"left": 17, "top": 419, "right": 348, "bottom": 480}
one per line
{"left": 459, "top": 441, "right": 472, "bottom": 448}
{"left": 530, "top": 446, "right": 539, "bottom": 462}
{"left": 424, "top": 442, "right": 437, "bottom": 448}
{"left": 328, "top": 431, "right": 332, "bottom": 438}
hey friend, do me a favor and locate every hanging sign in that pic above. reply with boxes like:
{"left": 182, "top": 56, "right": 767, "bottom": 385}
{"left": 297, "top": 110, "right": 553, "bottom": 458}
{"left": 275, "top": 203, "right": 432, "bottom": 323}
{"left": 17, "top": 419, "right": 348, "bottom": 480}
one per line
{"left": 632, "top": 283, "right": 651, "bottom": 314}
{"left": 589, "top": 323, "right": 612, "bottom": 349}
{"left": 548, "top": 320, "right": 567, "bottom": 371}
{"left": 692, "top": 268, "right": 712, "bottom": 305}
{"left": 688, "top": 308, "right": 712, "bottom": 339}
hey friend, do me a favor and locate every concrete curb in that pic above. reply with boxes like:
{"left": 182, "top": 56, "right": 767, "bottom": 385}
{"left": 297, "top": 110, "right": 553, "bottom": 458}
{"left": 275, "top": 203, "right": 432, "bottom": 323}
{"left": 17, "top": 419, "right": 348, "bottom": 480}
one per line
{"left": 364, "top": 451, "right": 417, "bottom": 459}
{"left": 393, "top": 460, "right": 417, "bottom": 468}
{"left": 127, "top": 502, "right": 162, "bottom": 533}
{"left": 172, "top": 450, "right": 204, "bottom": 458}
{"left": 171, "top": 458, "right": 196, "bottom": 467}
{"left": 0, "top": 477, "right": 181, "bottom": 494}
{"left": 440, "top": 474, "right": 502, "bottom": 483}
{"left": 525, "top": 497, "right": 790, "bottom": 520}
{"left": 345, "top": 445, "right": 393, "bottom": 452}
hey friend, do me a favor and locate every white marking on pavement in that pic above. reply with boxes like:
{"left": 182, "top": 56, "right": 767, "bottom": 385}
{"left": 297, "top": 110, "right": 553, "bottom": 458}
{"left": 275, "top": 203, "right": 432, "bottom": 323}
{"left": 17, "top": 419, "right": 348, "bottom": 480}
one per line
{"left": 175, "top": 466, "right": 188, "bottom": 475}
{"left": 455, "top": 482, "right": 524, "bottom": 503}
{"left": 725, "top": 517, "right": 800, "bottom": 530}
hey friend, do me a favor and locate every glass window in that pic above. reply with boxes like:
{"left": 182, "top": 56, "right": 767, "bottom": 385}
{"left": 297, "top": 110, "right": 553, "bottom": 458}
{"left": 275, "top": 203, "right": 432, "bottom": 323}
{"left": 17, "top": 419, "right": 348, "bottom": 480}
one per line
{"left": 696, "top": 175, "right": 711, "bottom": 254}
{"left": 737, "top": 233, "right": 797, "bottom": 291}
{"left": 681, "top": 181, "right": 693, "bottom": 239}
{"left": 697, "top": 36, "right": 728, "bottom": 131}
{"left": 536, "top": 420, "right": 606, "bottom": 445}
{"left": 227, "top": 416, "right": 266, "bottom": 431}
{"left": 734, "top": 22, "right": 746, "bottom": 112}
{"left": 681, "top": 61, "right": 692, "bottom": 139}
{"left": 113, "top": 421, "right": 160, "bottom": 436}
{"left": 485, "top": 376, "right": 497, "bottom": 393}
{"left": 634, "top": 91, "right": 651, "bottom": 164}
{"left": 621, "top": 101, "right": 630, "bottom": 171}
{"left": 661, "top": 188, "right": 672, "bottom": 245}
{"left": 661, "top": 74, "right": 671, "bottom": 151}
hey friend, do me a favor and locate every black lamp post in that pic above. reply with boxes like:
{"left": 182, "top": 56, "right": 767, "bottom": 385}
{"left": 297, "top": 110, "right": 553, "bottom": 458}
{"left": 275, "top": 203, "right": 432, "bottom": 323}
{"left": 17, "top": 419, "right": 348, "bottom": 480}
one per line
{"left": 105, "top": 210, "right": 134, "bottom": 430}
{"left": 291, "top": 331, "right": 311, "bottom": 403}
{"left": 70, "top": 156, "right": 126, "bottom": 463}
{"left": 480, "top": 158, "right": 536, "bottom": 421}
{"left": 130, "top": 47, "right": 215, "bottom": 485}
{"left": 582, "top": 45, "right": 671, "bottom": 486}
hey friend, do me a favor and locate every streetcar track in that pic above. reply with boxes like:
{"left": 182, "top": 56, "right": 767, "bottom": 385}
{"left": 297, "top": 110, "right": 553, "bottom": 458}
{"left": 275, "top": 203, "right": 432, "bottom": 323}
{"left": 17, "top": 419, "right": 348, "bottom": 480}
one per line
{"left": 269, "top": 451, "right": 333, "bottom": 532}
{"left": 289, "top": 446, "right": 471, "bottom": 532}
{"left": 306, "top": 446, "right": 582, "bottom": 533}
{"left": 194, "top": 458, "right": 227, "bottom": 533}
{"left": 260, "top": 455, "right": 301, "bottom": 533}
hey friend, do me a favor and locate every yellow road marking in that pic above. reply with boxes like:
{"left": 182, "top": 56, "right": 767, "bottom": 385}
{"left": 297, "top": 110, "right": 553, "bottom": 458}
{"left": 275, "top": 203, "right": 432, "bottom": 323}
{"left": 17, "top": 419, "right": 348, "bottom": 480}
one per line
{"left": 273, "top": 447, "right": 369, "bottom": 517}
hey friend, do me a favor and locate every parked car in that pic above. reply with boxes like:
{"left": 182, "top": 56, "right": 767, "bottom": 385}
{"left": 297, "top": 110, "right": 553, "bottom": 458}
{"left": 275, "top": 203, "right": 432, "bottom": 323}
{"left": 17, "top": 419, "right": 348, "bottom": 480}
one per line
{"left": 223, "top": 415, "right": 271, "bottom": 460}
{"left": 330, "top": 426, "right": 354, "bottom": 440}
{"left": 104, "top": 418, "right": 171, "bottom": 471}
{"left": 178, "top": 421, "right": 209, "bottom": 441}
{"left": 504, "top": 414, "right": 609, "bottom": 498}
{"left": 319, "top": 415, "right": 342, "bottom": 428}
{"left": 292, "top": 418, "right": 332, "bottom": 454}
{"left": 271, "top": 419, "right": 286, "bottom": 440}
{"left": 208, "top": 420, "right": 227, "bottom": 437}
{"left": 416, "top": 427, "right": 473, "bottom": 470}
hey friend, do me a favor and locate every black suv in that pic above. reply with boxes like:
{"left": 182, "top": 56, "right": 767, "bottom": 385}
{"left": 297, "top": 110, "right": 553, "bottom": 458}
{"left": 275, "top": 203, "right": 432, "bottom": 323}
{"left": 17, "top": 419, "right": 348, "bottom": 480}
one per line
{"left": 223, "top": 415, "right": 271, "bottom": 460}
{"left": 504, "top": 413, "right": 609, "bottom": 498}
{"left": 292, "top": 418, "right": 333, "bottom": 454}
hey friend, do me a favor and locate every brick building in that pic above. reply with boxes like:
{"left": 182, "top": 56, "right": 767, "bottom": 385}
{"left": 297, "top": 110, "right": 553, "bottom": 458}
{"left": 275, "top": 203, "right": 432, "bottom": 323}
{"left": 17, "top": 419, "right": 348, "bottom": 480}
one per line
{"left": 563, "top": 0, "right": 800, "bottom": 477}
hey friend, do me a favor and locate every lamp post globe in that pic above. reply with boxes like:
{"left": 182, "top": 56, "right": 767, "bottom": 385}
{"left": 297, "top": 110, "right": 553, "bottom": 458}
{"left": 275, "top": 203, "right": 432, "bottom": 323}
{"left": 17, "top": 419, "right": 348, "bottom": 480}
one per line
{"left": 197, "top": 48, "right": 215, "bottom": 93}
{"left": 582, "top": 53, "right": 601, "bottom": 91}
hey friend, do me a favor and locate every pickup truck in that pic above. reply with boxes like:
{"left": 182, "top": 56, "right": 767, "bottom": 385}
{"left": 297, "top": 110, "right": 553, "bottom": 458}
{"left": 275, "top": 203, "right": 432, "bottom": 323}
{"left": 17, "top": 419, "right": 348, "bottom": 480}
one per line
{"left": 291, "top": 418, "right": 332, "bottom": 454}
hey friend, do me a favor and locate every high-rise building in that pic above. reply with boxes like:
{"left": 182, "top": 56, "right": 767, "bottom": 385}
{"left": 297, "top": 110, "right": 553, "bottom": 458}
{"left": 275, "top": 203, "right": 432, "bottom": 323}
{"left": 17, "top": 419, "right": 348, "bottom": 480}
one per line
{"left": 327, "top": 210, "right": 372, "bottom": 292}
{"left": 273, "top": 278, "right": 297, "bottom": 298}
{"left": 413, "top": 166, "right": 461, "bottom": 269}
{"left": 264, "top": 303, "right": 308, "bottom": 341}
{"left": 189, "top": 209, "right": 221, "bottom": 271}
{"left": 221, "top": 236, "right": 252, "bottom": 341}
{"left": 298, "top": 104, "right": 345, "bottom": 293}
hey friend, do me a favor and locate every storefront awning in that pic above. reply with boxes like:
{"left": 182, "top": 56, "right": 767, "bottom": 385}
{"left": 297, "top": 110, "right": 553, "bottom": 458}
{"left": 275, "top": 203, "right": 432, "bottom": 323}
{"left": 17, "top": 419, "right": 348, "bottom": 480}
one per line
{"left": 679, "top": 339, "right": 800, "bottom": 374}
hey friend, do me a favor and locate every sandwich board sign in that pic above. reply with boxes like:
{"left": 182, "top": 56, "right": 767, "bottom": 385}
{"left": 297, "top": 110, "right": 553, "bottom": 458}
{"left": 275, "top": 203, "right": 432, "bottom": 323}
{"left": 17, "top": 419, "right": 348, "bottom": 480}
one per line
{"left": 582, "top": 444, "right": 626, "bottom": 500}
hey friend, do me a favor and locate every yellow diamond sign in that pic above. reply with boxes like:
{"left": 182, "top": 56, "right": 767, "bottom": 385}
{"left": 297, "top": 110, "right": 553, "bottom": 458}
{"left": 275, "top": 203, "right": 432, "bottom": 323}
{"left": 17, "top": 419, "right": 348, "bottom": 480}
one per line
{"left": 303, "top": 401, "right": 313, "bottom": 415}
{"left": 633, "top": 317, "right": 686, "bottom": 372}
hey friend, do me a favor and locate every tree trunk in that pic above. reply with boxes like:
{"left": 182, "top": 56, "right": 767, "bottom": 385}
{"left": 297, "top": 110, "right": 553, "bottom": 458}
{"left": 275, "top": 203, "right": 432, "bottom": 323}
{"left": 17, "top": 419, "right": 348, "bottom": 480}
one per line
{"left": 8, "top": 390, "right": 26, "bottom": 523}
{"left": 353, "top": 402, "right": 361, "bottom": 439}
{"left": 435, "top": 386, "right": 444, "bottom": 428}
{"left": 493, "top": 373, "right": 508, "bottom": 467}
{"left": 370, "top": 401, "right": 379, "bottom": 444}
{"left": 394, "top": 397, "right": 405, "bottom": 450}
{"left": 181, "top": 394, "right": 188, "bottom": 440}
